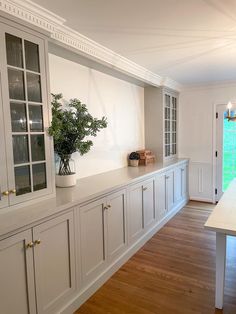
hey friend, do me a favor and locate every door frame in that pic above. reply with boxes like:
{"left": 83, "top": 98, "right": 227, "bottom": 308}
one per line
{"left": 212, "top": 102, "right": 232, "bottom": 203}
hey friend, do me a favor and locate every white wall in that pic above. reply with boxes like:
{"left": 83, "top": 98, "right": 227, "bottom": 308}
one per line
{"left": 179, "top": 82, "right": 236, "bottom": 202}
{"left": 49, "top": 54, "right": 144, "bottom": 179}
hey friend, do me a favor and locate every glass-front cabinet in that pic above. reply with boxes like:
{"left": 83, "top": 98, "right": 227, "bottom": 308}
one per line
{"left": 0, "top": 22, "right": 53, "bottom": 208}
{"left": 164, "top": 92, "right": 177, "bottom": 159}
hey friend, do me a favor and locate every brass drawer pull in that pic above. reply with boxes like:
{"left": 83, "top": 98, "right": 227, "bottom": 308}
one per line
{"left": 34, "top": 239, "right": 41, "bottom": 245}
{"left": 26, "top": 242, "right": 34, "bottom": 249}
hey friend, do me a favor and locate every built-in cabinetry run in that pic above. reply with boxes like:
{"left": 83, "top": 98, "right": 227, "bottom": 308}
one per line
{"left": 144, "top": 86, "right": 178, "bottom": 162}
{"left": 79, "top": 189, "right": 127, "bottom": 285}
{"left": 0, "top": 18, "right": 53, "bottom": 208}
{"left": 0, "top": 160, "right": 188, "bottom": 314}
{"left": 0, "top": 211, "right": 75, "bottom": 314}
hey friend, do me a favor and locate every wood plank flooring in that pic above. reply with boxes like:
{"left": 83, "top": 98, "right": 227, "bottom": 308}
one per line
{"left": 75, "top": 204, "right": 236, "bottom": 314}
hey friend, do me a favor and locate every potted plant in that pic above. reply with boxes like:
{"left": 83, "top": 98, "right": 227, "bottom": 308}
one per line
{"left": 48, "top": 93, "right": 107, "bottom": 187}
{"left": 129, "top": 152, "right": 140, "bottom": 167}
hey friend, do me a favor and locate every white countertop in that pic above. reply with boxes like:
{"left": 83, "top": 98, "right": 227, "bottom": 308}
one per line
{"left": 205, "top": 179, "right": 236, "bottom": 235}
{"left": 0, "top": 158, "right": 188, "bottom": 239}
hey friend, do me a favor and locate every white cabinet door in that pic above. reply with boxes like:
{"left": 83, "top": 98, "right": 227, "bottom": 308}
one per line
{"left": 128, "top": 182, "right": 144, "bottom": 243}
{"left": 106, "top": 189, "right": 127, "bottom": 262}
{"left": 166, "top": 169, "right": 174, "bottom": 211}
{"left": 0, "top": 22, "right": 53, "bottom": 206}
{"left": 80, "top": 198, "right": 107, "bottom": 284}
{"left": 0, "top": 72, "right": 8, "bottom": 209}
{"left": 180, "top": 164, "right": 188, "bottom": 199}
{"left": 156, "top": 172, "right": 167, "bottom": 220}
{"left": 143, "top": 178, "right": 155, "bottom": 229}
{"left": 33, "top": 212, "right": 76, "bottom": 314}
{"left": 0, "top": 230, "right": 36, "bottom": 314}
{"left": 174, "top": 166, "right": 182, "bottom": 204}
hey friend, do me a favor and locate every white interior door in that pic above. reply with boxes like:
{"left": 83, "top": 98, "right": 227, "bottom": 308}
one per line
{"left": 215, "top": 104, "right": 236, "bottom": 200}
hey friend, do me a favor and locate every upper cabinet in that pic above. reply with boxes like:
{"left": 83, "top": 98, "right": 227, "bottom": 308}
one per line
{"left": 0, "top": 21, "right": 54, "bottom": 208}
{"left": 144, "top": 86, "right": 178, "bottom": 161}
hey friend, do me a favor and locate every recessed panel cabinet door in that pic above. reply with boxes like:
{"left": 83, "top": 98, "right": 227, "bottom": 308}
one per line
{"left": 166, "top": 170, "right": 174, "bottom": 211}
{"left": 33, "top": 212, "right": 76, "bottom": 314}
{"left": 128, "top": 183, "right": 144, "bottom": 243}
{"left": 0, "top": 230, "right": 36, "bottom": 314}
{"left": 143, "top": 179, "right": 155, "bottom": 229}
{"left": 174, "top": 166, "right": 182, "bottom": 204}
{"left": 181, "top": 164, "right": 188, "bottom": 199}
{"left": 107, "top": 189, "right": 127, "bottom": 262}
{"left": 156, "top": 173, "right": 167, "bottom": 221}
{"left": 80, "top": 198, "right": 107, "bottom": 284}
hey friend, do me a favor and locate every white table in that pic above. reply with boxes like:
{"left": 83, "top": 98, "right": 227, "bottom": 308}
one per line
{"left": 205, "top": 179, "right": 236, "bottom": 309}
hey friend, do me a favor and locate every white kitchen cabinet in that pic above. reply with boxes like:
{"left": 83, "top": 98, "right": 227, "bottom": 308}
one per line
{"left": 80, "top": 197, "right": 107, "bottom": 284}
{"left": 128, "top": 177, "right": 155, "bottom": 243}
{"left": 174, "top": 164, "right": 188, "bottom": 205}
{"left": 79, "top": 189, "right": 127, "bottom": 284}
{"left": 0, "top": 19, "right": 53, "bottom": 208}
{"left": 156, "top": 172, "right": 167, "bottom": 220}
{"left": 165, "top": 169, "right": 174, "bottom": 212}
{"left": 0, "top": 211, "right": 75, "bottom": 314}
{"left": 107, "top": 189, "right": 127, "bottom": 262}
{"left": 33, "top": 211, "right": 76, "bottom": 314}
{"left": 0, "top": 230, "right": 36, "bottom": 314}
{"left": 145, "top": 86, "right": 178, "bottom": 161}
{"left": 143, "top": 178, "right": 155, "bottom": 229}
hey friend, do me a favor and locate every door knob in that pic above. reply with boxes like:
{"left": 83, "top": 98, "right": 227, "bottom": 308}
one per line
{"left": 9, "top": 189, "right": 16, "bottom": 194}
{"left": 2, "top": 191, "right": 9, "bottom": 196}
{"left": 26, "top": 242, "right": 35, "bottom": 249}
{"left": 34, "top": 239, "right": 41, "bottom": 245}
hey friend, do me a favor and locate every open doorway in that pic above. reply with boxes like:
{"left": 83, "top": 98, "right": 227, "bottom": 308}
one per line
{"left": 215, "top": 104, "right": 236, "bottom": 201}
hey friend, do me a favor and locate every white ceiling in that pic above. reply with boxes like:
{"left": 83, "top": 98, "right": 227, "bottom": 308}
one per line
{"left": 32, "top": 0, "right": 236, "bottom": 85}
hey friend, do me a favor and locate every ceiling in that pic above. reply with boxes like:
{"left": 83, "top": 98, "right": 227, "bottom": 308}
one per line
{"left": 31, "top": 0, "right": 236, "bottom": 85}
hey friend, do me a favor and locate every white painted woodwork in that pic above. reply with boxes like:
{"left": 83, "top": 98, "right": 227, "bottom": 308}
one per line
{"left": 128, "top": 182, "right": 144, "bottom": 243}
{"left": 156, "top": 172, "right": 167, "bottom": 221}
{"left": 79, "top": 197, "right": 107, "bottom": 284}
{"left": 0, "top": 159, "right": 189, "bottom": 314}
{"left": 0, "top": 230, "right": 36, "bottom": 314}
{"left": 0, "top": 71, "right": 8, "bottom": 209}
{"left": 33, "top": 211, "right": 76, "bottom": 314}
{"left": 215, "top": 233, "right": 226, "bottom": 309}
{"left": 106, "top": 189, "right": 127, "bottom": 262}
{"left": 0, "top": 18, "right": 54, "bottom": 208}
{"left": 144, "top": 86, "right": 178, "bottom": 162}
{"left": 143, "top": 178, "right": 155, "bottom": 229}
{"left": 165, "top": 169, "right": 174, "bottom": 212}
{"left": 174, "top": 164, "right": 188, "bottom": 204}
{"left": 0, "top": 1, "right": 181, "bottom": 91}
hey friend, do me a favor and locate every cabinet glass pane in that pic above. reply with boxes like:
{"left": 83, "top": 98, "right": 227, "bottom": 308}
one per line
{"left": 33, "top": 163, "right": 47, "bottom": 191}
{"left": 14, "top": 165, "right": 31, "bottom": 195}
{"left": 5, "top": 33, "right": 23, "bottom": 68}
{"left": 29, "top": 105, "right": 43, "bottom": 132}
{"left": 8, "top": 69, "right": 25, "bottom": 100}
{"left": 25, "top": 40, "right": 40, "bottom": 72}
{"left": 26, "top": 73, "right": 42, "bottom": 102}
{"left": 10, "top": 103, "right": 27, "bottom": 132}
{"left": 13, "top": 135, "right": 29, "bottom": 164}
{"left": 31, "top": 135, "right": 45, "bottom": 161}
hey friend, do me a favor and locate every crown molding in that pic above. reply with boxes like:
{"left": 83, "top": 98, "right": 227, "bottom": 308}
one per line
{"left": 181, "top": 79, "right": 236, "bottom": 92}
{"left": 0, "top": 0, "right": 181, "bottom": 91}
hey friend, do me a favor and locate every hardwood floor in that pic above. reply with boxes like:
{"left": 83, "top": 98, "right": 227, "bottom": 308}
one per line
{"left": 75, "top": 205, "right": 236, "bottom": 314}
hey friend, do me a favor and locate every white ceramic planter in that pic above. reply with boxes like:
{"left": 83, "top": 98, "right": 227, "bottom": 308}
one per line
{"left": 56, "top": 173, "right": 77, "bottom": 187}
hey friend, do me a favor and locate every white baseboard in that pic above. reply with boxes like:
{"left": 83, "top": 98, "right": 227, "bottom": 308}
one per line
{"left": 60, "top": 198, "right": 188, "bottom": 314}
{"left": 189, "top": 196, "right": 214, "bottom": 203}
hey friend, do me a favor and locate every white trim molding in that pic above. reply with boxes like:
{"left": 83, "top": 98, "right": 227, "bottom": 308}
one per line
{"left": 0, "top": 0, "right": 181, "bottom": 91}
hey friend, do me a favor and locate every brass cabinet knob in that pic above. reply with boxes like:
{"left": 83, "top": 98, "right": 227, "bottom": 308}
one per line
{"left": 107, "top": 205, "right": 111, "bottom": 208}
{"left": 143, "top": 187, "right": 147, "bottom": 191}
{"left": 26, "top": 242, "right": 35, "bottom": 249}
{"left": 103, "top": 206, "right": 108, "bottom": 210}
{"left": 9, "top": 189, "right": 16, "bottom": 194}
{"left": 2, "top": 191, "right": 9, "bottom": 196}
{"left": 34, "top": 239, "right": 41, "bottom": 245}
